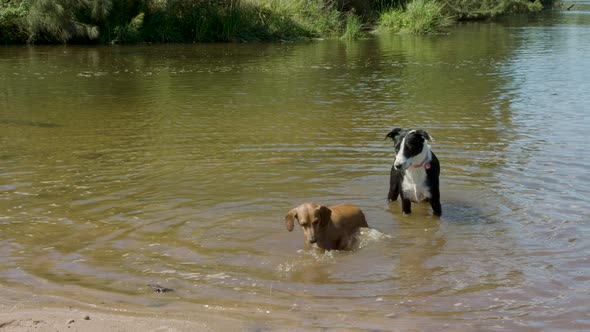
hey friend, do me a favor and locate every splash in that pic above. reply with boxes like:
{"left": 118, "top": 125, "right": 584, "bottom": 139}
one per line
{"left": 276, "top": 249, "right": 336, "bottom": 274}
{"left": 276, "top": 228, "right": 391, "bottom": 274}
{"left": 356, "top": 227, "right": 392, "bottom": 249}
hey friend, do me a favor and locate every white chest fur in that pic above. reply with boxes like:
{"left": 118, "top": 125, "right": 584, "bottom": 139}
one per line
{"left": 402, "top": 167, "right": 431, "bottom": 202}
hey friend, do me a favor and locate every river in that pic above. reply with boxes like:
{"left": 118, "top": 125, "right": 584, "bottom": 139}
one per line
{"left": 0, "top": 8, "right": 589, "bottom": 331}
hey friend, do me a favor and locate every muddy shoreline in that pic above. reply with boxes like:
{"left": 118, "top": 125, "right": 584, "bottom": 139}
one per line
{"left": 0, "top": 286, "right": 245, "bottom": 332}
{"left": 0, "top": 303, "right": 245, "bottom": 332}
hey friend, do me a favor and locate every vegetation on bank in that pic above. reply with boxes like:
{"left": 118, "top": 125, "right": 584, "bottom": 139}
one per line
{"left": 378, "top": 0, "right": 454, "bottom": 34}
{"left": 0, "top": 0, "right": 553, "bottom": 44}
{"left": 443, "top": 0, "right": 545, "bottom": 20}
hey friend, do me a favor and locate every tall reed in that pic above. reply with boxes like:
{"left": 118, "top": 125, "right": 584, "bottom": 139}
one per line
{"left": 1, "top": 0, "right": 553, "bottom": 44}
{"left": 341, "top": 14, "right": 365, "bottom": 40}
{"left": 378, "top": 0, "right": 453, "bottom": 34}
{"left": 443, "top": 0, "right": 543, "bottom": 20}
{"left": 260, "top": 0, "right": 342, "bottom": 38}
{"left": 405, "top": 0, "right": 453, "bottom": 34}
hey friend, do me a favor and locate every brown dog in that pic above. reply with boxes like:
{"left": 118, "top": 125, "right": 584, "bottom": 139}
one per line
{"left": 285, "top": 202, "right": 368, "bottom": 251}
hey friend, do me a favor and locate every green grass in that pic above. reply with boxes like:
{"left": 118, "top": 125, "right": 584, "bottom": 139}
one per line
{"left": 141, "top": 0, "right": 343, "bottom": 43}
{"left": 378, "top": 0, "right": 454, "bottom": 34}
{"left": 11, "top": 0, "right": 344, "bottom": 44}
{"left": 258, "top": 0, "right": 342, "bottom": 38}
{"left": 405, "top": 0, "right": 453, "bottom": 34}
{"left": 1, "top": 0, "right": 552, "bottom": 44}
{"left": 378, "top": 8, "right": 407, "bottom": 32}
{"left": 444, "top": 0, "right": 544, "bottom": 20}
{"left": 340, "top": 14, "right": 365, "bottom": 41}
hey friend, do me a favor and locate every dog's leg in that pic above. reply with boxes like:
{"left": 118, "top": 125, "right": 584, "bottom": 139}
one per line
{"left": 430, "top": 188, "right": 442, "bottom": 217}
{"left": 401, "top": 192, "right": 412, "bottom": 215}
{"left": 427, "top": 161, "right": 442, "bottom": 217}
{"left": 388, "top": 167, "right": 401, "bottom": 201}
{"left": 431, "top": 200, "right": 442, "bottom": 217}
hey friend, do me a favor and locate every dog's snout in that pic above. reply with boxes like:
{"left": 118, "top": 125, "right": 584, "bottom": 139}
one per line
{"left": 309, "top": 236, "right": 317, "bottom": 244}
{"left": 394, "top": 162, "right": 403, "bottom": 170}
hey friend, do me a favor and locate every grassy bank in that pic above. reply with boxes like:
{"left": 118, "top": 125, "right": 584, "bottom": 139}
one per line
{"left": 442, "top": 0, "right": 545, "bottom": 21}
{"left": 377, "top": 0, "right": 545, "bottom": 34}
{"left": 378, "top": 0, "right": 454, "bottom": 34}
{"left": 0, "top": 0, "right": 344, "bottom": 44}
{"left": 0, "top": 0, "right": 553, "bottom": 44}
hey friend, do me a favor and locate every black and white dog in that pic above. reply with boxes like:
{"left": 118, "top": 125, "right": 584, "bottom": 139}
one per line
{"left": 386, "top": 128, "right": 442, "bottom": 216}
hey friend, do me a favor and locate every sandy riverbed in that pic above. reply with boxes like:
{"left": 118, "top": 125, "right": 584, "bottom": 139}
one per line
{"left": 0, "top": 285, "right": 245, "bottom": 332}
{"left": 0, "top": 305, "right": 245, "bottom": 332}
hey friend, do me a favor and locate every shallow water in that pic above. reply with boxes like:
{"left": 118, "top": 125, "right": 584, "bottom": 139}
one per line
{"left": 1, "top": 9, "right": 589, "bottom": 331}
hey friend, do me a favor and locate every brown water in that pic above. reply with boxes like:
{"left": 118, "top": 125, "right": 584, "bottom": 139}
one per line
{"left": 1, "top": 10, "right": 589, "bottom": 331}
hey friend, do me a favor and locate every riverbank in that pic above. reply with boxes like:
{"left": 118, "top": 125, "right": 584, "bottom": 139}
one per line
{"left": 0, "top": 286, "right": 245, "bottom": 332}
{"left": 0, "top": 306, "right": 220, "bottom": 332}
{"left": 0, "top": 0, "right": 555, "bottom": 45}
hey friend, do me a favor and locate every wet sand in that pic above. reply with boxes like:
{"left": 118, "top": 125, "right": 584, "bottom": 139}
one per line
{"left": 0, "top": 304, "right": 244, "bottom": 332}
{"left": 0, "top": 285, "right": 244, "bottom": 332}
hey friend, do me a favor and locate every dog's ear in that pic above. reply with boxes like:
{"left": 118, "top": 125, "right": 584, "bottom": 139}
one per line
{"left": 385, "top": 128, "right": 403, "bottom": 141}
{"left": 416, "top": 129, "right": 434, "bottom": 141}
{"left": 285, "top": 208, "right": 298, "bottom": 232}
{"left": 317, "top": 205, "right": 332, "bottom": 226}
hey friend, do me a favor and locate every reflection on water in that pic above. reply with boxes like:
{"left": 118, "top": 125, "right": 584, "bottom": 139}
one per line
{"left": 1, "top": 11, "right": 590, "bottom": 331}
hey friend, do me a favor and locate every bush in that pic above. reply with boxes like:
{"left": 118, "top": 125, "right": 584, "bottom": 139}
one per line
{"left": 2, "top": 0, "right": 552, "bottom": 44}
{"left": 378, "top": 0, "right": 453, "bottom": 34}
{"left": 26, "top": 0, "right": 100, "bottom": 43}
{"left": 113, "top": 12, "right": 144, "bottom": 43}
{"left": 265, "top": 0, "right": 342, "bottom": 38}
{"left": 378, "top": 7, "right": 407, "bottom": 31}
{"left": 405, "top": 0, "right": 453, "bottom": 34}
{"left": 145, "top": 0, "right": 243, "bottom": 42}
{"left": 24, "top": 0, "right": 151, "bottom": 44}
{"left": 442, "top": 0, "right": 544, "bottom": 20}
{"left": 0, "top": 0, "right": 30, "bottom": 43}
{"left": 341, "top": 13, "right": 365, "bottom": 40}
